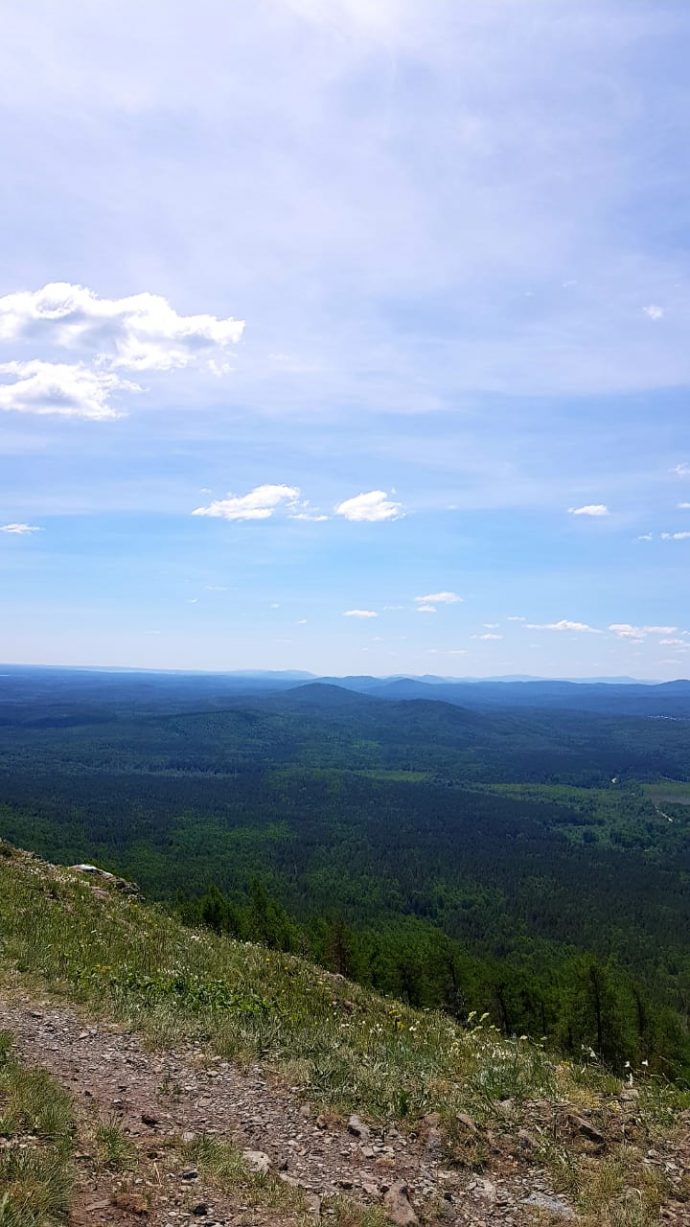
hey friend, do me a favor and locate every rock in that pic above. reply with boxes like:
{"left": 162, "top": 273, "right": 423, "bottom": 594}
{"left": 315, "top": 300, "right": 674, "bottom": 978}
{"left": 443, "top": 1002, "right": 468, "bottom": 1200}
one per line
{"left": 383, "top": 1179, "right": 419, "bottom": 1226}
{"left": 72, "top": 863, "right": 114, "bottom": 878}
{"left": 423, "top": 1111, "right": 441, "bottom": 1127}
{"left": 473, "top": 1178, "right": 497, "bottom": 1204}
{"left": 620, "top": 1087, "right": 640, "bottom": 1102}
{"left": 70, "top": 862, "right": 140, "bottom": 895}
{"left": 567, "top": 1112, "right": 605, "bottom": 1145}
{"left": 243, "top": 1149, "right": 271, "bottom": 1174}
{"left": 191, "top": 1205, "right": 208, "bottom": 1217}
{"left": 141, "top": 1112, "right": 159, "bottom": 1127}
{"left": 181, "top": 1130, "right": 197, "bottom": 1145}
{"left": 523, "top": 1191, "right": 575, "bottom": 1220}
{"left": 425, "top": 1127, "right": 443, "bottom": 1157}
{"left": 348, "top": 1114, "right": 371, "bottom": 1141}
{"left": 180, "top": 1168, "right": 199, "bottom": 1181}
{"left": 518, "top": 1128, "right": 537, "bottom": 1151}
{"left": 455, "top": 1112, "right": 478, "bottom": 1135}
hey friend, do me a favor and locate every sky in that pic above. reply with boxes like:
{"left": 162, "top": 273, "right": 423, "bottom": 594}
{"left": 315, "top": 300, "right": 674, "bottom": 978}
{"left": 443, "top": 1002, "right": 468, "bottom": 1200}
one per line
{"left": 1, "top": 0, "right": 690, "bottom": 680}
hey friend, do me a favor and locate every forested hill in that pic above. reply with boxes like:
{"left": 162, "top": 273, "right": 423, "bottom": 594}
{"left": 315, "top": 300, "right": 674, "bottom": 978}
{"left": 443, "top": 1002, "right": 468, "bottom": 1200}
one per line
{"left": 3, "top": 662, "right": 690, "bottom": 717}
{"left": 1, "top": 665, "right": 690, "bottom": 1081}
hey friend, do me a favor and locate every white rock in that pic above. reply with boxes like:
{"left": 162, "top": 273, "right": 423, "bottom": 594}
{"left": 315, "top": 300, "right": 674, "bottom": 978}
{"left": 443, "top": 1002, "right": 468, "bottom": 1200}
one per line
{"left": 243, "top": 1149, "right": 271, "bottom": 1174}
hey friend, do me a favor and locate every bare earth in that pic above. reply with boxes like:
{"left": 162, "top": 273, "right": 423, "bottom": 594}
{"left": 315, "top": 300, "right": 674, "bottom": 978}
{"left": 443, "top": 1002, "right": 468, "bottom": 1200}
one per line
{"left": 0, "top": 993, "right": 593, "bottom": 1226}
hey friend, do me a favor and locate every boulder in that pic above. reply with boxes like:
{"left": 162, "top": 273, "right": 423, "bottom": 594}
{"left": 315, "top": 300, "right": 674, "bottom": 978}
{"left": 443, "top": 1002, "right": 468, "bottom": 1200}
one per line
{"left": 347, "top": 1114, "right": 371, "bottom": 1141}
{"left": 383, "top": 1180, "right": 419, "bottom": 1226}
{"left": 243, "top": 1149, "right": 271, "bottom": 1174}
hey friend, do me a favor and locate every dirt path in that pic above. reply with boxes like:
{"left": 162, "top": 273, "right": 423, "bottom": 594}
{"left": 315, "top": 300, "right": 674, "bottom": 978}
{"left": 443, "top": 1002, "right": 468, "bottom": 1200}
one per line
{"left": 0, "top": 993, "right": 580, "bottom": 1225}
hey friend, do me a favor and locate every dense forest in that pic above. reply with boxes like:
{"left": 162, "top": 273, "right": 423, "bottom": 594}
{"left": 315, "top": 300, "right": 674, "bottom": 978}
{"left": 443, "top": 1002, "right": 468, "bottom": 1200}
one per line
{"left": 1, "top": 666, "right": 690, "bottom": 1079}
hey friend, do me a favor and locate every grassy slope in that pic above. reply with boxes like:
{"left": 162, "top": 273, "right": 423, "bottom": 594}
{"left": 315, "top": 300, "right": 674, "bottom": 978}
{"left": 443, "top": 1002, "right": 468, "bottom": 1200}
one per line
{"left": 0, "top": 843, "right": 688, "bottom": 1225}
{"left": 0, "top": 1031, "right": 74, "bottom": 1226}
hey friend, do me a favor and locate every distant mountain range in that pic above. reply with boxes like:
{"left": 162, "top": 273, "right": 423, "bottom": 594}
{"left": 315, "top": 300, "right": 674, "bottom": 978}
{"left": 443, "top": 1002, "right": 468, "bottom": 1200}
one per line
{"left": 2, "top": 663, "right": 690, "bottom": 718}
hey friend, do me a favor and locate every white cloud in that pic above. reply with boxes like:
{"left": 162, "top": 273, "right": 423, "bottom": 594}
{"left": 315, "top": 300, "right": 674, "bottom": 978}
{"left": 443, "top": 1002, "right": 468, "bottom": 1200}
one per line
{"left": 290, "top": 506, "right": 329, "bottom": 521}
{"left": 507, "top": 615, "right": 526, "bottom": 622}
{"left": 659, "top": 638, "right": 687, "bottom": 647}
{"left": 635, "top": 532, "right": 654, "bottom": 541}
{"left": 335, "top": 490, "right": 404, "bottom": 522}
{"left": 342, "top": 609, "right": 378, "bottom": 618}
{"left": 527, "top": 619, "right": 600, "bottom": 633}
{"left": 677, "top": 503, "right": 690, "bottom": 509}
{"left": 643, "top": 304, "right": 664, "bottom": 321}
{"left": 609, "top": 623, "right": 678, "bottom": 641}
{"left": 568, "top": 504, "right": 609, "bottom": 517}
{"left": 0, "top": 283, "right": 245, "bottom": 372}
{"left": 473, "top": 632, "right": 503, "bottom": 640}
{"left": 0, "top": 522, "right": 42, "bottom": 535}
{"left": 0, "top": 360, "right": 135, "bottom": 419}
{"left": 483, "top": 622, "right": 500, "bottom": 628}
{"left": 416, "top": 604, "right": 437, "bottom": 614}
{"left": 192, "top": 484, "right": 301, "bottom": 521}
{"left": 671, "top": 464, "right": 690, "bottom": 477}
{"left": 661, "top": 530, "right": 690, "bottom": 540}
{"left": 415, "top": 591, "right": 463, "bottom": 605}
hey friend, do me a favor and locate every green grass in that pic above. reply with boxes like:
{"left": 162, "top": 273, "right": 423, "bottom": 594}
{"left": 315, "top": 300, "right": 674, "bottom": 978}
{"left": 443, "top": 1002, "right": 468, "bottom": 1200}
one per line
{"left": 0, "top": 1031, "right": 74, "bottom": 1227}
{"left": 94, "top": 1115, "right": 137, "bottom": 1171}
{"left": 0, "top": 849, "right": 563, "bottom": 1125}
{"left": 183, "top": 1134, "right": 311, "bottom": 1218}
{"left": 0, "top": 846, "right": 687, "bottom": 1226}
{"left": 643, "top": 780, "right": 690, "bottom": 805}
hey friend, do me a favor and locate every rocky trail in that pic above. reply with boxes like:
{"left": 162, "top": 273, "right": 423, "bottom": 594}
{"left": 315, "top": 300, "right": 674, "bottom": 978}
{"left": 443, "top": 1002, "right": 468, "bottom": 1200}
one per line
{"left": 0, "top": 994, "right": 585, "bottom": 1226}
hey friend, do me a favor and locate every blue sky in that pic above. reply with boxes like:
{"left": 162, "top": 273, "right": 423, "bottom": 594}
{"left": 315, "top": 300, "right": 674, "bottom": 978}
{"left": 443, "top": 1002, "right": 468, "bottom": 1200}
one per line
{"left": 1, "top": 0, "right": 690, "bottom": 678}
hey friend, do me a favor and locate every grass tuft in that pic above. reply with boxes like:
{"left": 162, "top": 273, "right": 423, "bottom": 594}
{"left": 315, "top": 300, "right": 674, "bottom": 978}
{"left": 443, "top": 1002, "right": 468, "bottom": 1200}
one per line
{"left": 0, "top": 1032, "right": 74, "bottom": 1226}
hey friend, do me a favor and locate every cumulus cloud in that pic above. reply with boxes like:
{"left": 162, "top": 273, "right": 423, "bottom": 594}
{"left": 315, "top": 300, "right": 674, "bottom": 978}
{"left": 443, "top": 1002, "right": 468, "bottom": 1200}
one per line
{"left": 335, "top": 490, "right": 404, "bottom": 522}
{"left": 671, "top": 464, "right": 690, "bottom": 477}
{"left": 0, "top": 522, "right": 42, "bottom": 534}
{"left": 415, "top": 591, "right": 462, "bottom": 605}
{"left": 526, "top": 619, "right": 600, "bottom": 633}
{"left": 0, "top": 283, "right": 245, "bottom": 372}
{"left": 568, "top": 504, "right": 609, "bottom": 517}
{"left": 609, "top": 623, "right": 677, "bottom": 641}
{"left": 192, "top": 484, "right": 301, "bottom": 521}
{"left": 0, "top": 360, "right": 135, "bottom": 419}
{"left": 677, "top": 503, "right": 690, "bottom": 510}
{"left": 473, "top": 632, "right": 503, "bottom": 640}
{"left": 659, "top": 638, "right": 687, "bottom": 647}
{"left": 643, "top": 304, "right": 664, "bottom": 321}
{"left": 661, "top": 531, "right": 690, "bottom": 540}
{"left": 635, "top": 533, "right": 654, "bottom": 541}
{"left": 416, "top": 604, "right": 437, "bottom": 614}
{"left": 507, "top": 615, "right": 526, "bottom": 622}
{"left": 343, "top": 609, "right": 378, "bottom": 618}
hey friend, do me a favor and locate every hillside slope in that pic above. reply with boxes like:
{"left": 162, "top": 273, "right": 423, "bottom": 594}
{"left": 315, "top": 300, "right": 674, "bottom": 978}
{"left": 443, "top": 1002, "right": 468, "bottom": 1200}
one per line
{"left": 0, "top": 843, "right": 688, "bottom": 1225}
